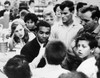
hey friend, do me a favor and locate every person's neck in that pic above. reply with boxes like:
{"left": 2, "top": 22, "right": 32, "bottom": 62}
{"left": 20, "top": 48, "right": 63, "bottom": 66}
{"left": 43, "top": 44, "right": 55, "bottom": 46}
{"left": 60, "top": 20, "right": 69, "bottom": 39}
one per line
{"left": 56, "top": 17, "right": 61, "bottom": 22}
{"left": 63, "top": 19, "right": 73, "bottom": 27}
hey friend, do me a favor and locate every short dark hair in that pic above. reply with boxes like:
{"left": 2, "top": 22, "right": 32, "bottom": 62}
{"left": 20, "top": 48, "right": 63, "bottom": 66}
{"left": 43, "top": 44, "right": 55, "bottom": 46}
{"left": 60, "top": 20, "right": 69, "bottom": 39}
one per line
{"left": 59, "top": 71, "right": 88, "bottom": 78}
{"left": 53, "top": 4, "right": 60, "bottom": 13}
{"left": 4, "top": 55, "right": 31, "bottom": 78}
{"left": 36, "top": 20, "right": 51, "bottom": 31}
{"left": 75, "top": 32, "right": 98, "bottom": 49}
{"left": 80, "top": 5, "right": 100, "bottom": 20}
{"left": 4, "top": 1, "right": 11, "bottom": 5}
{"left": 60, "top": 0, "right": 74, "bottom": 12}
{"left": 96, "top": 56, "right": 100, "bottom": 78}
{"left": 19, "top": 2, "right": 28, "bottom": 12}
{"left": 24, "top": 13, "right": 38, "bottom": 24}
{"left": 45, "top": 40, "right": 67, "bottom": 65}
{"left": 76, "top": 2, "right": 87, "bottom": 12}
{"left": 29, "top": 0, "right": 34, "bottom": 5}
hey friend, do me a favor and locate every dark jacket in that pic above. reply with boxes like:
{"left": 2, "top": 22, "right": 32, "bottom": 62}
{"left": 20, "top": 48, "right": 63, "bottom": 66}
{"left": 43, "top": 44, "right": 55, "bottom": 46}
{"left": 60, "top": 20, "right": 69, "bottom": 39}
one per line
{"left": 21, "top": 38, "right": 46, "bottom": 67}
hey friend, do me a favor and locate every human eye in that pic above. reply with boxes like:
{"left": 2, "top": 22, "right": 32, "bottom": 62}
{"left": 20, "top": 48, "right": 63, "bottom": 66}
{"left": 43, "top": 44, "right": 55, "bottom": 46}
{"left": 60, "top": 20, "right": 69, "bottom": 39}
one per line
{"left": 46, "top": 32, "right": 50, "bottom": 35}
{"left": 39, "top": 31, "right": 43, "bottom": 34}
{"left": 15, "top": 30, "right": 18, "bottom": 33}
{"left": 77, "top": 44, "right": 80, "bottom": 47}
{"left": 20, "top": 29, "right": 22, "bottom": 31}
{"left": 83, "top": 19, "right": 89, "bottom": 22}
{"left": 82, "top": 45, "right": 86, "bottom": 48}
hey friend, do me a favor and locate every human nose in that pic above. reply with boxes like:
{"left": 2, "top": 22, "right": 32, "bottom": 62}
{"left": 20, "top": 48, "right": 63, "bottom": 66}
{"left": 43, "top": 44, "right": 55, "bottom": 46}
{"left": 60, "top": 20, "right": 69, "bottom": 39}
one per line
{"left": 42, "top": 33, "right": 46, "bottom": 38}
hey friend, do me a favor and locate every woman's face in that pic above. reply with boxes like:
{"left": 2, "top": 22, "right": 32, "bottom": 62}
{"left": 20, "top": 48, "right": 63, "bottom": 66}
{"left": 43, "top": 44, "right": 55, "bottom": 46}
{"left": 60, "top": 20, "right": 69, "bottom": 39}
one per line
{"left": 75, "top": 40, "right": 92, "bottom": 59}
{"left": 55, "top": 6, "right": 61, "bottom": 18}
{"left": 14, "top": 24, "right": 25, "bottom": 39}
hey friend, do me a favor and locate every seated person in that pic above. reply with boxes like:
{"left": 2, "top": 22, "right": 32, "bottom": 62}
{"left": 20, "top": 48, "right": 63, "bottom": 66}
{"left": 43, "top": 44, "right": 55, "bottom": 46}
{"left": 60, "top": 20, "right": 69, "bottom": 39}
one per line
{"left": 3, "top": 55, "right": 32, "bottom": 78}
{"left": 8, "top": 20, "right": 33, "bottom": 51}
{"left": 32, "top": 40, "right": 70, "bottom": 78}
{"left": 21, "top": 20, "right": 51, "bottom": 67}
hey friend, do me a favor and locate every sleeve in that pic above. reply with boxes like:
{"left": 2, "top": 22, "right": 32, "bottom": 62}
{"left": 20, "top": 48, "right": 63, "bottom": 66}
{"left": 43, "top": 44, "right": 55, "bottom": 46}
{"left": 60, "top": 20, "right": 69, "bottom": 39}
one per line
{"left": 20, "top": 45, "right": 33, "bottom": 63}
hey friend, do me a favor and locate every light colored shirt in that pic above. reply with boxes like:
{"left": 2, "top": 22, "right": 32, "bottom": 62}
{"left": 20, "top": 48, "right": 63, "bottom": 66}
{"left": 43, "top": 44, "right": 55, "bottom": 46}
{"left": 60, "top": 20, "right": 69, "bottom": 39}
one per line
{"left": 49, "top": 21, "right": 83, "bottom": 51}
{"left": 77, "top": 56, "right": 98, "bottom": 78}
{"left": 32, "top": 64, "right": 70, "bottom": 78}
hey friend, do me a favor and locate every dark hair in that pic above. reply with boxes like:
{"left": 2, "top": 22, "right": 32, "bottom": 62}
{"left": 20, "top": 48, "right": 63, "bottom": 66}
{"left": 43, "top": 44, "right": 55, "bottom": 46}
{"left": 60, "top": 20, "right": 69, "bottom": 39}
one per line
{"left": 4, "top": 1, "right": 11, "bottom": 5}
{"left": 59, "top": 71, "right": 88, "bottom": 78}
{"left": 29, "top": 0, "right": 34, "bottom": 5}
{"left": 45, "top": 40, "right": 67, "bottom": 65}
{"left": 75, "top": 32, "right": 98, "bottom": 49}
{"left": 24, "top": 13, "right": 38, "bottom": 25}
{"left": 53, "top": 4, "right": 61, "bottom": 13}
{"left": 36, "top": 20, "right": 51, "bottom": 31}
{"left": 19, "top": 2, "right": 28, "bottom": 12}
{"left": 96, "top": 55, "right": 100, "bottom": 78}
{"left": 10, "top": 22, "right": 29, "bottom": 43}
{"left": 76, "top": 2, "right": 87, "bottom": 12}
{"left": 4, "top": 55, "right": 31, "bottom": 78}
{"left": 60, "top": 0, "right": 74, "bottom": 12}
{"left": 81, "top": 5, "right": 100, "bottom": 20}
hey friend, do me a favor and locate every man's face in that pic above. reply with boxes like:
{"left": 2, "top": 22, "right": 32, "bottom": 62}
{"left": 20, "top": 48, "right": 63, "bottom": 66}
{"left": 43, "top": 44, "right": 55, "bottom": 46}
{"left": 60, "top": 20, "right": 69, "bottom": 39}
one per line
{"left": 80, "top": 11, "right": 96, "bottom": 31}
{"left": 36, "top": 26, "right": 51, "bottom": 43}
{"left": 4, "top": 4, "right": 10, "bottom": 11}
{"left": 61, "top": 7, "right": 73, "bottom": 24}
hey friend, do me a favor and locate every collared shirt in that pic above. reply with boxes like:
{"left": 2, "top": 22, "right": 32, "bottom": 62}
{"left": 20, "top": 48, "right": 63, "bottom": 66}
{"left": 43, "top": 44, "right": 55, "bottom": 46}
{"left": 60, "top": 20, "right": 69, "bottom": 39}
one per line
{"left": 49, "top": 21, "right": 83, "bottom": 51}
{"left": 32, "top": 64, "right": 70, "bottom": 78}
{"left": 77, "top": 56, "right": 98, "bottom": 78}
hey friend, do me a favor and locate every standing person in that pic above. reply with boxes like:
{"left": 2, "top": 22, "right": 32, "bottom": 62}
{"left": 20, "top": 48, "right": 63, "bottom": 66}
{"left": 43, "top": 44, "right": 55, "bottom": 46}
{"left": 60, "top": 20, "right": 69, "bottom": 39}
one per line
{"left": 20, "top": 20, "right": 51, "bottom": 67}
{"left": 28, "top": 0, "right": 35, "bottom": 13}
{"left": 0, "top": 1, "right": 11, "bottom": 17}
{"left": 32, "top": 40, "right": 70, "bottom": 78}
{"left": 49, "top": 0, "right": 83, "bottom": 52}
{"left": 75, "top": 32, "right": 98, "bottom": 78}
{"left": 77, "top": 5, "right": 100, "bottom": 35}
{"left": 53, "top": 3, "right": 62, "bottom": 25}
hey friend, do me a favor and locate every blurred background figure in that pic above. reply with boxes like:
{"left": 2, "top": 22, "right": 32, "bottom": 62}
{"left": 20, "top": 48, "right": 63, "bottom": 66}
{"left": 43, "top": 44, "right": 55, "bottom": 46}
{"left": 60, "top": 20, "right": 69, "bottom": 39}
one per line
{"left": 28, "top": 0, "right": 35, "bottom": 13}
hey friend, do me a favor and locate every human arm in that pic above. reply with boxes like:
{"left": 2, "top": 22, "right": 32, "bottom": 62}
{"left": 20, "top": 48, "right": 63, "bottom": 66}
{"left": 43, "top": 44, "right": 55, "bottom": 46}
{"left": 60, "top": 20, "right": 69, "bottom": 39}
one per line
{"left": 29, "top": 44, "right": 45, "bottom": 69}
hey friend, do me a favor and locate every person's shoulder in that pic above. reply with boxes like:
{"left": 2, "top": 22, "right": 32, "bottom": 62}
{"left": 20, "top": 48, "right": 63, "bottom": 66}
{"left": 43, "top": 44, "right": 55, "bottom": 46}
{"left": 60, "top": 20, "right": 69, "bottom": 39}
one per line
{"left": 0, "top": 72, "right": 7, "bottom": 78}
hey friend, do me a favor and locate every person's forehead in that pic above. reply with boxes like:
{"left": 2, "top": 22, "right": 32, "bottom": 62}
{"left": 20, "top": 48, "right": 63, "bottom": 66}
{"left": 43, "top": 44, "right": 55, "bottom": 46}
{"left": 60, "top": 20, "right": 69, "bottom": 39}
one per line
{"left": 5, "top": 4, "right": 10, "bottom": 7}
{"left": 39, "top": 26, "right": 50, "bottom": 31}
{"left": 26, "top": 19, "right": 34, "bottom": 23}
{"left": 62, "top": 7, "right": 70, "bottom": 12}
{"left": 15, "top": 24, "right": 23, "bottom": 30}
{"left": 82, "top": 11, "right": 92, "bottom": 19}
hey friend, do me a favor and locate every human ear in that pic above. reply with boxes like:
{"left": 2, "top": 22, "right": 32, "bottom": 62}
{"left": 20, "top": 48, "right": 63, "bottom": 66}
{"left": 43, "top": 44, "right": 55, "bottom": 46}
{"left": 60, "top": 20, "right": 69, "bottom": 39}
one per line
{"left": 90, "top": 48, "right": 95, "bottom": 54}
